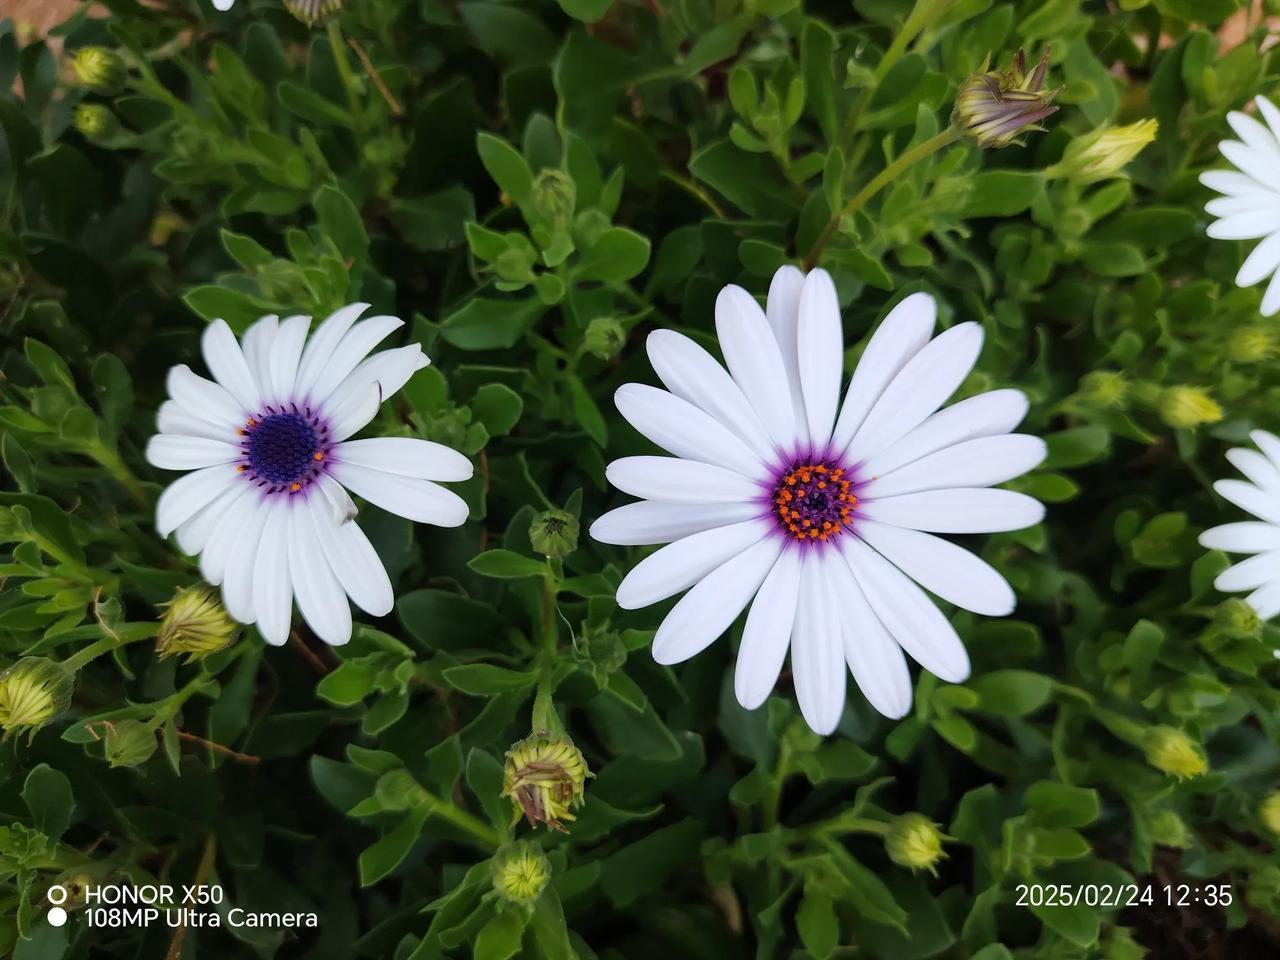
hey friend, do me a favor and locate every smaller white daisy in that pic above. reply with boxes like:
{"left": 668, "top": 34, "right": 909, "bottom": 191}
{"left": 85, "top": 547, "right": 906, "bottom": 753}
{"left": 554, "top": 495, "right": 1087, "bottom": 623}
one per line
{"left": 213, "top": 0, "right": 235, "bottom": 10}
{"left": 1201, "top": 95, "right": 1280, "bottom": 317}
{"left": 1199, "top": 430, "right": 1280, "bottom": 619}
{"left": 147, "top": 304, "right": 473, "bottom": 647}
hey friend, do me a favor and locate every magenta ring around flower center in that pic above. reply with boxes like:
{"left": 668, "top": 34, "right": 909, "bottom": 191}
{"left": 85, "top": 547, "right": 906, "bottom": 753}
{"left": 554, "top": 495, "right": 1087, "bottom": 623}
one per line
{"left": 236, "top": 402, "right": 333, "bottom": 496}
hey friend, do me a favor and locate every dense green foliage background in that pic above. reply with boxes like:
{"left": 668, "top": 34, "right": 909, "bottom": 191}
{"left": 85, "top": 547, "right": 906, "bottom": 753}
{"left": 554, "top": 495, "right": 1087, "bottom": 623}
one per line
{"left": 2, "top": 0, "right": 1280, "bottom": 957}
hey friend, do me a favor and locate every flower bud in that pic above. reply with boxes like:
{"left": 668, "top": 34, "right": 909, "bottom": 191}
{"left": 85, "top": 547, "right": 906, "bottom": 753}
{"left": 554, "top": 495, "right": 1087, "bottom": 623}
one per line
{"left": 1159, "top": 386, "right": 1222, "bottom": 429}
{"left": 1260, "top": 791, "right": 1280, "bottom": 836}
{"left": 1149, "top": 810, "right": 1192, "bottom": 847}
{"left": 1226, "top": 326, "right": 1272, "bottom": 364}
{"left": 73, "top": 104, "right": 119, "bottom": 141}
{"left": 72, "top": 47, "right": 127, "bottom": 94}
{"left": 1143, "top": 725, "right": 1207, "bottom": 780}
{"left": 530, "top": 169, "right": 576, "bottom": 226}
{"left": 157, "top": 586, "right": 240, "bottom": 663}
{"left": 0, "top": 658, "right": 74, "bottom": 742}
{"left": 102, "top": 720, "right": 158, "bottom": 768}
{"left": 1214, "top": 597, "right": 1262, "bottom": 639}
{"left": 502, "top": 732, "right": 591, "bottom": 832}
{"left": 149, "top": 209, "right": 188, "bottom": 247}
{"left": 954, "top": 48, "right": 1059, "bottom": 149}
{"left": 529, "top": 509, "right": 579, "bottom": 558}
{"left": 1077, "top": 370, "right": 1129, "bottom": 409}
{"left": 283, "top": 0, "right": 344, "bottom": 25}
{"left": 491, "top": 842, "right": 550, "bottom": 904}
{"left": 1247, "top": 864, "right": 1280, "bottom": 914}
{"left": 884, "top": 813, "right": 947, "bottom": 874}
{"left": 582, "top": 317, "right": 625, "bottom": 361}
{"left": 1046, "top": 119, "right": 1158, "bottom": 184}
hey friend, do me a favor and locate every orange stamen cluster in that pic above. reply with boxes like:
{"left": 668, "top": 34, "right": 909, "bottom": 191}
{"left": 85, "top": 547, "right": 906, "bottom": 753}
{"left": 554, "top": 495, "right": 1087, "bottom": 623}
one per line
{"left": 773, "top": 462, "right": 856, "bottom": 543}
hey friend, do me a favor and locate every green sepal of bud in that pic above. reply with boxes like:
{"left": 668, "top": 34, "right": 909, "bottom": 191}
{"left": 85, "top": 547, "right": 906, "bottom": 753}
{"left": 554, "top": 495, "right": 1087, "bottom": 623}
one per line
{"left": 1214, "top": 597, "right": 1262, "bottom": 640}
{"left": 102, "top": 720, "right": 159, "bottom": 768}
{"left": 884, "top": 812, "right": 948, "bottom": 874}
{"left": 530, "top": 169, "right": 577, "bottom": 226}
{"left": 157, "top": 585, "right": 240, "bottom": 663}
{"left": 72, "top": 47, "right": 127, "bottom": 94}
{"left": 1226, "top": 326, "right": 1273, "bottom": 364}
{"left": 1149, "top": 809, "right": 1192, "bottom": 848}
{"left": 491, "top": 842, "right": 551, "bottom": 904}
{"left": 1076, "top": 370, "right": 1129, "bottom": 410}
{"left": 73, "top": 104, "right": 119, "bottom": 141}
{"left": 582, "top": 317, "right": 626, "bottom": 361}
{"left": 0, "top": 658, "right": 74, "bottom": 742}
{"left": 529, "top": 509, "right": 579, "bottom": 558}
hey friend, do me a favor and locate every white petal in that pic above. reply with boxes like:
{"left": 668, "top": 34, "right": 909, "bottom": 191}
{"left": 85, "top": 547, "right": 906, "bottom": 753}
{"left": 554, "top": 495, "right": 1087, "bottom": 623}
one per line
{"left": 201, "top": 319, "right": 263, "bottom": 412}
{"left": 828, "top": 554, "right": 912, "bottom": 719}
{"left": 253, "top": 497, "right": 294, "bottom": 645}
{"left": 1226, "top": 112, "right": 1280, "bottom": 168}
{"left": 1200, "top": 522, "right": 1280, "bottom": 554}
{"left": 219, "top": 492, "right": 270, "bottom": 623}
{"left": 735, "top": 547, "right": 802, "bottom": 709}
{"left": 615, "top": 384, "right": 766, "bottom": 479}
{"left": 1207, "top": 195, "right": 1274, "bottom": 219}
{"left": 605, "top": 456, "right": 764, "bottom": 504}
{"left": 1262, "top": 267, "right": 1280, "bottom": 317}
{"left": 841, "top": 536, "right": 970, "bottom": 683}
{"left": 1246, "top": 581, "right": 1280, "bottom": 619}
{"left": 194, "top": 483, "right": 258, "bottom": 583}
{"left": 1201, "top": 169, "right": 1270, "bottom": 197}
{"left": 240, "top": 314, "right": 278, "bottom": 401}
{"left": 614, "top": 519, "right": 770, "bottom": 609}
{"left": 333, "top": 437, "right": 473, "bottom": 482}
{"left": 167, "top": 365, "right": 247, "bottom": 431}
{"left": 213, "top": 0, "right": 234, "bottom": 9}
{"left": 796, "top": 269, "right": 843, "bottom": 449}
{"left": 765, "top": 265, "right": 809, "bottom": 448}
{"left": 856, "top": 520, "right": 1015, "bottom": 616}
{"left": 313, "top": 475, "right": 394, "bottom": 615}
{"left": 323, "top": 345, "right": 429, "bottom": 439}
{"left": 156, "top": 400, "right": 228, "bottom": 442}
{"left": 287, "top": 500, "right": 352, "bottom": 646}
{"left": 846, "top": 322, "right": 984, "bottom": 462}
{"left": 306, "top": 315, "right": 404, "bottom": 405}
{"left": 716, "top": 285, "right": 799, "bottom": 449}
{"left": 329, "top": 461, "right": 469, "bottom": 527}
{"left": 293, "top": 303, "right": 370, "bottom": 400}
{"left": 1214, "top": 551, "right": 1280, "bottom": 592}
{"left": 861, "top": 434, "right": 1045, "bottom": 499}
{"left": 1221, "top": 139, "right": 1279, "bottom": 188}
{"left": 651, "top": 537, "right": 782, "bottom": 665}
{"left": 646, "top": 330, "right": 776, "bottom": 462}
{"left": 590, "top": 500, "right": 761, "bottom": 545}
{"left": 1251, "top": 430, "right": 1280, "bottom": 472}
{"left": 790, "top": 552, "right": 846, "bottom": 735}
{"left": 830, "top": 293, "right": 936, "bottom": 456}
{"left": 146, "top": 435, "right": 241, "bottom": 471}
{"left": 1237, "top": 231, "right": 1280, "bottom": 287}
{"left": 174, "top": 482, "right": 240, "bottom": 557}
{"left": 269, "top": 315, "right": 311, "bottom": 407}
{"left": 1207, "top": 211, "right": 1280, "bottom": 241}
{"left": 1214, "top": 479, "right": 1280, "bottom": 525}
{"left": 156, "top": 465, "right": 237, "bottom": 536}
{"left": 1226, "top": 447, "right": 1280, "bottom": 495}
{"left": 327, "top": 384, "right": 384, "bottom": 444}
{"left": 860, "top": 488, "right": 1044, "bottom": 533}
{"left": 859, "top": 389, "right": 1030, "bottom": 478}
{"left": 1257, "top": 96, "right": 1280, "bottom": 143}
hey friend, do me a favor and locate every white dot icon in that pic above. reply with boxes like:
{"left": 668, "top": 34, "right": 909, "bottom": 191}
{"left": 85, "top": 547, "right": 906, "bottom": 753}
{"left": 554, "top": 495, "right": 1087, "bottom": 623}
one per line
{"left": 47, "top": 907, "right": 67, "bottom": 927}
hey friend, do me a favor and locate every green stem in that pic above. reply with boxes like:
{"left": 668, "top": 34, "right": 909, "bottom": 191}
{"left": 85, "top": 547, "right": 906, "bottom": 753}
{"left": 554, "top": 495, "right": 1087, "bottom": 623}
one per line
{"left": 531, "top": 566, "right": 566, "bottom": 736}
{"left": 803, "top": 125, "right": 962, "bottom": 269}
{"left": 90, "top": 442, "right": 149, "bottom": 508}
{"left": 61, "top": 625, "right": 156, "bottom": 673}
{"left": 426, "top": 795, "right": 505, "bottom": 850}
{"left": 326, "top": 20, "right": 363, "bottom": 137}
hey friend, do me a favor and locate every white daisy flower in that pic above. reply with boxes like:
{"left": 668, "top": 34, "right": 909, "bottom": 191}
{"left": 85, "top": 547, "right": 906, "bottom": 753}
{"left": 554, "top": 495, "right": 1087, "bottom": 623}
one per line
{"left": 590, "top": 267, "right": 1046, "bottom": 734}
{"left": 213, "top": 0, "right": 234, "bottom": 10}
{"left": 146, "top": 303, "right": 473, "bottom": 647}
{"left": 1198, "top": 430, "right": 1280, "bottom": 619}
{"left": 1201, "top": 95, "right": 1280, "bottom": 317}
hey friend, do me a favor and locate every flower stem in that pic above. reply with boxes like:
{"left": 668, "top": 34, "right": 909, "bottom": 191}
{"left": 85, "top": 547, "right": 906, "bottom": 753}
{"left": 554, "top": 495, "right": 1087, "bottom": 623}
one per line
{"left": 426, "top": 794, "right": 505, "bottom": 850}
{"left": 326, "top": 20, "right": 363, "bottom": 136}
{"left": 90, "top": 442, "right": 149, "bottom": 508}
{"left": 61, "top": 624, "right": 157, "bottom": 673}
{"left": 802, "top": 125, "right": 962, "bottom": 269}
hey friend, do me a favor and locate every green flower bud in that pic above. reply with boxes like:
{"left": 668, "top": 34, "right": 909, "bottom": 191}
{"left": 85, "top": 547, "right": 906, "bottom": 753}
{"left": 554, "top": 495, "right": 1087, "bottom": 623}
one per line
{"left": 283, "top": 0, "right": 345, "bottom": 26}
{"left": 1259, "top": 791, "right": 1280, "bottom": 836}
{"left": 954, "top": 48, "right": 1059, "bottom": 149}
{"left": 149, "top": 209, "right": 188, "bottom": 247}
{"left": 1046, "top": 119, "right": 1158, "bottom": 184}
{"left": 1143, "top": 726, "right": 1207, "bottom": 780}
{"left": 884, "top": 813, "right": 947, "bottom": 874}
{"left": 530, "top": 169, "right": 576, "bottom": 226}
{"left": 1226, "top": 326, "right": 1273, "bottom": 364}
{"left": 582, "top": 317, "right": 626, "bottom": 361}
{"left": 1247, "top": 864, "right": 1280, "bottom": 914}
{"left": 73, "top": 103, "right": 119, "bottom": 141}
{"left": 156, "top": 586, "right": 240, "bottom": 663}
{"left": 1159, "top": 386, "right": 1222, "bottom": 429}
{"left": 1214, "top": 597, "right": 1262, "bottom": 639}
{"left": 1149, "top": 810, "right": 1192, "bottom": 848}
{"left": 502, "top": 732, "right": 591, "bottom": 832}
{"left": 529, "top": 509, "right": 579, "bottom": 558}
{"left": 102, "top": 720, "right": 158, "bottom": 768}
{"left": 1077, "top": 370, "right": 1129, "bottom": 409}
{"left": 0, "top": 658, "right": 74, "bottom": 742}
{"left": 72, "top": 47, "right": 127, "bottom": 94}
{"left": 491, "top": 842, "right": 550, "bottom": 904}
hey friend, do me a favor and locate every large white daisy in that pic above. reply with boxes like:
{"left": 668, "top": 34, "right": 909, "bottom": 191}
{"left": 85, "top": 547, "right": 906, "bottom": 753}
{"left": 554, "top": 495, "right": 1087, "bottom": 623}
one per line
{"left": 590, "top": 267, "right": 1047, "bottom": 734}
{"left": 146, "top": 303, "right": 473, "bottom": 647}
{"left": 1201, "top": 95, "right": 1280, "bottom": 317}
{"left": 1198, "top": 430, "right": 1280, "bottom": 619}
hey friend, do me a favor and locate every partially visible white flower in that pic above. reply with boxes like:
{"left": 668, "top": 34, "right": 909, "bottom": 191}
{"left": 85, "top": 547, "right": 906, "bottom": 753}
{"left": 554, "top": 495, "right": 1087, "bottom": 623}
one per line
{"left": 1201, "top": 96, "right": 1280, "bottom": 317}
{"left": 1199, "top": 430, "right": 1280, "bottom": 619}
{"left": 213, "top": 0, "right": 234, "bottom": 10}
{"left": 147, "top": 304, "right": 473, "bottom": 647}
{"left": 591, "top": 267, "right": 1046, "bottom": 734}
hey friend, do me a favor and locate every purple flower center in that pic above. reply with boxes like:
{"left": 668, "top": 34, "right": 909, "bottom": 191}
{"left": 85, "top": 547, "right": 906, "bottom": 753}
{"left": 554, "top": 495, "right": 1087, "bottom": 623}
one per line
{"left": 771, "top": 458, "right": 857, "bottom": 543}
{"left": 238, "top": 407, "right": 330, "bottom": 492}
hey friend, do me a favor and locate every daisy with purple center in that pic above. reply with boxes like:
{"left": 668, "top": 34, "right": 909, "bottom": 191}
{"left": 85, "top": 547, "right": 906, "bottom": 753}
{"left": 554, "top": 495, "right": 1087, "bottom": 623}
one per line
{"left": 591, "top": 267, "right": 1047, "bottom": 734}
{"left": 146, "top": 303, "right": 473, "bottom": 647}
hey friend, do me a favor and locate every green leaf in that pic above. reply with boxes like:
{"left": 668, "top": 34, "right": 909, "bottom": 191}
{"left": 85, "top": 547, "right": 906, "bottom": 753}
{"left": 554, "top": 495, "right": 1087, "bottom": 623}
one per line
{"left": 474, "top": 910, "right": 526, "bottom": 960}
{"left": 555, "top": 0, "right": 613, "bottom": 21}
{"left": 442, "top": 664, "right": 539, "bottom": 695}
{"left": 477, "top": 132, "right": 534, "bottom": 206}
{"left": 470, "top": 383, "right": 523, "bottom": 436}
{"left": 315, "top": 661, "right": 378, "bottom": 707}
{"left": 440, "top": 297, "right": 545, "bottom": 350}
{"left": 576, "top": 227, "right": 651, "bottom": 284}
{"left": 601, "top": 819, "right": 705, "bottom": 907}
{"left": 468, "top": 549, "right": 546, "bottom": 579}
{"left": 397, "top": 590, "right": 505, "bottom": 650}
{"left": 969, "top": 670, "right": 1053, "bottom": 716}
{"left": 796, "top": 888, "right": 838, "bottom": 959}
{"left": 22, "top": 764, "right": 74, "bottom": 841}
{"left": 962, "top": 171, "right": 1045, "bottom": 217}
{"left": 566, "top": 375, "right": 607, "bottom": 445}
{"left": 1025, "top": 781, "right": 1101, "bottom": 828}
{"left": 358, "top": 807, "right": 429, "bottom": 886}
{"left": 313, "top": 185, "right": 369, "bottom": 264}
{"left": 388, "top": 187, "right": 475, "bottom": 252}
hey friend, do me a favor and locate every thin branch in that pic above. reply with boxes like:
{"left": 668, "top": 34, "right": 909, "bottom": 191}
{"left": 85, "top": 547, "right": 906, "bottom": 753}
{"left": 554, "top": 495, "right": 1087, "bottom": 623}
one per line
{"left": 176, "top": 730, "right": 261, "bottom": 765}
{"left": 347, "top": 37, "right": 403, "bottom": 116}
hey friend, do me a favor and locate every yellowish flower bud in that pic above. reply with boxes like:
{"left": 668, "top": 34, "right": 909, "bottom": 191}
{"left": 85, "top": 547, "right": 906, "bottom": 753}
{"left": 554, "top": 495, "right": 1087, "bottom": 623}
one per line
{"left": 73, "top": 104, "right": 119, "bottom": 141}
{"left": 1077, "top": 370, "right": 1129, "bottom": 409}
{"left": 954, "top": 48, "right": 1059, "bottom": 149}
{"left": 1260, "top": 791, "right": 1280, "bottom": 836}
{"left": 491, "top": 842, "right": 551, "bottom": 904}
{"left": 149, "top": 210, "right": 188, "bottom": 247}
{"left": 1226, "top": 326, "right": 1273, "bottom": 364}
{"left": 1046, "top": 119, "right": 1158, "bottom": 184}
{"left": 0, "top": 658, "right": 74, "bottom": 742}
{"left": 1143, "top": 726, "right": 1207, "bottom": 780}
{"left": 1149, "top": 810, "right": 1192, "bottom": 848}
{"left": 71, "top": 47, "right": 127, "bottom": 94}
{"left": 529, "top": 509, "right": 579, "bottom": 558}
{"left": 101, "top": 719, "right": 158, "bottom": 768}
{"left": 884, "top": 813, "right": 947, "bottom": 875}
{"left": 283, "top": 0, "right": 345, "bottom": 26}
{"left": 502, "top": 732, "right": 591, "bottom": 832}
{"left": 156, "top": 586, "right": 240, "bottom": 663}
{"left": 1159, "top": 386, "right": 1222, "bottom": 429}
